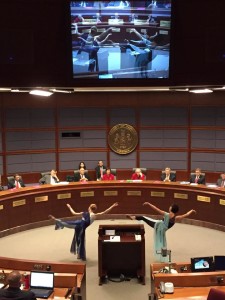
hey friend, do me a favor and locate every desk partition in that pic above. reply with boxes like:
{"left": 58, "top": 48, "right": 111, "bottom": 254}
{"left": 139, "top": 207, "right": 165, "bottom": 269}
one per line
{"left": 0, "top": 181, "right": 225, "bottom": 235}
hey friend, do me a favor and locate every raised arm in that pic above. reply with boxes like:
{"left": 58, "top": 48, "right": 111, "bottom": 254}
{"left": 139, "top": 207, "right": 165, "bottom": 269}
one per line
{"left": 66, "top": 203, "right": 83, "bottom": 216}
{"left": 143, "top": 202, "right": 165, "bottom": 215}
{"left": 95, "top": 202, "right": 118, "bottom": 215}
{"left": 175, "top": 209, "right": 196, "bottom": 221}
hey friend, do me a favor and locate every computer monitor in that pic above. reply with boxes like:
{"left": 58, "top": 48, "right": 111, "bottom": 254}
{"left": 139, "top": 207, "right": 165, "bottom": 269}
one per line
{"left": 191, "top": 256, "right": 214, "bottom": 273}
{"left": 214, "top": 255, "right": 225, "bottom": 271}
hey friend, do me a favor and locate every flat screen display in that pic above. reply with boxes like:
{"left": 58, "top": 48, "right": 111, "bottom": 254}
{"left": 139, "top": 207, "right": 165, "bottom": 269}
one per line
{"left": 70, "top": 1, "right": 172, "bottom": 81}
{"left": 191, "top": 256, "right": 214, "bottom": 273}
{"left": 214, "top": 255, "right": 225, "bottom": 271}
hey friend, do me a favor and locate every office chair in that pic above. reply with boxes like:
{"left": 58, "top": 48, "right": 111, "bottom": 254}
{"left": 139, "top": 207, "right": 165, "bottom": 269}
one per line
{"left": 161, "top": 170, "right": 176, "bottom": 181}
{"left": 103, "top": 168, "right": 117, "bottom": 180}
{"left": 207, "top": 288, "right": 225, "bottom": 300}
{"left": 74, "top": 169, "right": 88, "bottom": 176}
{"left": 40, "top": 172, "right": 51, "bottom": 178}
{"left": 132, "top": 168, "right": 147, "bottom": 175}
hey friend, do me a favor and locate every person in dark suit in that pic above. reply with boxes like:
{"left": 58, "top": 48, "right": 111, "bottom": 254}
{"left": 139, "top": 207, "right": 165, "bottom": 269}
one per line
{"left": 0, "top": 270, "right": 36, "bottom": 300}
{"left": 217, "top": 172, "right": 225, "bottom": 187}
{"left": 74, "top": 168, "right": 90, "bottom": 182}
{"left": 161, "top": 167, "right": 176, "bottom": 182}
{"left": 190, "top": 168, "right": 205, "bottom": 184}
{"left": 39, "top": 169, "right": 60, "bottom": 185}
{"left": 95, "top": 160, "right": 106, "bottom": 181}
{"left": 8, "top": 174, "right": 26, "bottom": 189}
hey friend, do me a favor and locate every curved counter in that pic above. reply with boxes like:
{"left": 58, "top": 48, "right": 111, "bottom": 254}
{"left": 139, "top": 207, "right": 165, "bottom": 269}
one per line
{"left": 0, "top": 181, "right": 225, "bottom": 236}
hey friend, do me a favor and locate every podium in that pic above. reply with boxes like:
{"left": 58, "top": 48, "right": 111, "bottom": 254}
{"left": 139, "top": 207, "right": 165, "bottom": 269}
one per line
{"left": 98, "top": 224, "right": 145, "bottom": 285}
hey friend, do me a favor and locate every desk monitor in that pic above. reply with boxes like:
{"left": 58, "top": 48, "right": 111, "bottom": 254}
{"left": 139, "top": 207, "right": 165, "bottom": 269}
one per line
{"left": 214, "top": 255, "right": 225, "bottom": 271}
{"left": 191, "top": 256, "right": 214, "bottom": 272}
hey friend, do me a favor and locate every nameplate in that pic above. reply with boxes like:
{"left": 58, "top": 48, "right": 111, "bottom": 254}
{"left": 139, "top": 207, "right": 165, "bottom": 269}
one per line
{"left": 151, "top": 191, "right": 165, "bottom": 197}
{"left": 0, "top": 205, "right": 3, "bottom": 210}
{"left": 127, "top": 191, "right": 141, "bottom": 196}
{"left": 13, "top": 199, "right": 26, "bottom": 207}
{"left": 57, "top": 193, "right": 71, "bottom": 200}
{"left": 219, "top": 199, "right": 225, "bottom": 206}
{"left": 80, "top": 191, "right": 94, "bottom": 197}
{"left": 174, "top": 193, "right": 188, "bottom": 200}
{"left": 104, "top": 191, "right": 118, "bottom": 196}
{"left": 197, "top": 195, "right": 211, "bottom": 203}
{"left": 35, "top": 196, "right": 48, "bottom": 203}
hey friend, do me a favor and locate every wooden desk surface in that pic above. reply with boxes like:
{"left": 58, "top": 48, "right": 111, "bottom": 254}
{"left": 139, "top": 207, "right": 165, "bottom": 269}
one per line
{"left": 0, "top": 181, "right": 225, "bottom": 235}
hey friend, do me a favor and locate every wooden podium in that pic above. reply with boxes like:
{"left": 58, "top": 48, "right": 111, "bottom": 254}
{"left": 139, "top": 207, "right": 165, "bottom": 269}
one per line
{"left": 98, "top": 224, "right": 145, "bottom": 285}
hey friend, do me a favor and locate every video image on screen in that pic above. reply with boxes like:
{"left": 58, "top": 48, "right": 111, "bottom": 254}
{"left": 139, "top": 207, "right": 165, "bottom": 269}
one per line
{"left": 70, "top": 1, "right": 171, "bottom": 79}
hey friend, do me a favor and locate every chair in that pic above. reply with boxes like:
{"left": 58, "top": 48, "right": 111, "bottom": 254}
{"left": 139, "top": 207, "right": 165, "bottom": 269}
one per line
{"left": 103, "top": 168, "right": 117, "bottom": 180}
{"left": 207, "top": 288, "right": 225, "bottom": 300}
{"left": 40, "top": 172, "right": 51, "bottom": 178}
{"left": 132, "top": 168, "right": 147, "bottom": 175}
{"left": 74, "top": 169, "right": 88, "bottom": 176}
{"left": 161, "top": 170, "right": 176, "bottom": 181}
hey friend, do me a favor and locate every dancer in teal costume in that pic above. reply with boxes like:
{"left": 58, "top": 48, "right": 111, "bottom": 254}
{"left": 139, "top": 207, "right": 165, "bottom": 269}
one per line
{"left": 128, "top": 202, "right": 196, "bottom": 262}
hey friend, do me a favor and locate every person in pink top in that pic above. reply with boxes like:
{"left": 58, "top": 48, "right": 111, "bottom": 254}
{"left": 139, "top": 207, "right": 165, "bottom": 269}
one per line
{"left": 131, "top": 168, "right": 146, "bottom": 180}
{"left": 102, "top": 168, "right": 115, "bottom": 181}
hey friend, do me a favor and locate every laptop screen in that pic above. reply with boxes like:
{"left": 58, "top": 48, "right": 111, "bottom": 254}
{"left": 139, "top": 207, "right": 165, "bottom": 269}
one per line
{"left": 30, "top": 271, "right": 54, "bottom": 289}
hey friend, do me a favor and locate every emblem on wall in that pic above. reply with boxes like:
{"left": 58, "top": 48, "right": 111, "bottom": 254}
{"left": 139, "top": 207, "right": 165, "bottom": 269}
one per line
{"left": 108, "top": 124, "right": 138, "bottom": 155}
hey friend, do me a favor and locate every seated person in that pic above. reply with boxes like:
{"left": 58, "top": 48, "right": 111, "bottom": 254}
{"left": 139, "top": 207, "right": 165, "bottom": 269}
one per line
{"left": 74, "top": 167, "right": 90, "bottom": 182}
{"left": 190, "top": 168, "right": 205, "bottom": 184}
{"left": 131, "top": 168, "right": 146, "bottom": 180}
{"left": 102, "top": 168, "right": 115, "bottom": 181}
{"left": 39, "top": 169, "right": 60, "bottom": 184}
{"left": 95, "top": 160, "right": 106, "bottom": 181}
{"left": 217, "top": 172, "right": 225, "bottom": 187}
{"left": 8, "top": 174, "right": 26, "bottom": 189}
{"left": 0, "top": 270, "right": 36, "bottom": 300}
{"left": 161, "top": 167, "right": 176, "bottom": 182}
{"left": 78, "top": 161, "right": 87, "bottom": 170}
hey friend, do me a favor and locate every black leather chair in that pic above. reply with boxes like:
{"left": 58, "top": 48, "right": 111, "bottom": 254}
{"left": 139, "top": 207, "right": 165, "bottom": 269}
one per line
{"left": 161, "top": 170, "right": 176, "bottom": 181}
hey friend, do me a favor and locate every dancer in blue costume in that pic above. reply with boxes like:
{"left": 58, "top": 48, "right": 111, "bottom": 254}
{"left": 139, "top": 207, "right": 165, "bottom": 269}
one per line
{"left": 127, "top": 202, "right": 196, "bottom": 262}
{"left": 49, "top": 202, "right": 118, "bottom": 260}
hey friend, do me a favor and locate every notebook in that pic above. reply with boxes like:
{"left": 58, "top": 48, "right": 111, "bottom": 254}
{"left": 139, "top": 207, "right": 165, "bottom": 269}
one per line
{"left": 29, "top": 271, "right": 54, "bottom": 299}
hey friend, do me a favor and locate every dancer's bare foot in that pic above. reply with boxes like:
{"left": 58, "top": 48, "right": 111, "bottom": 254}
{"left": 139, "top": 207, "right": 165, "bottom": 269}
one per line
{"left": 126, "top": 215, "right": 136, "bottom": 220}
{"left": 48, "top": 214, "right": 56, "bottom": 220}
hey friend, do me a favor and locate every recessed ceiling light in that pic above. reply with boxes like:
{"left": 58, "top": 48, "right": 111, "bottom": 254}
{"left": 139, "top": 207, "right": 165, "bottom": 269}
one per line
{"left": 189, "top": 89, "right": 213, "bottom": 94}
{"left": 29, "top": 90, "right": 53, "bottom": 96}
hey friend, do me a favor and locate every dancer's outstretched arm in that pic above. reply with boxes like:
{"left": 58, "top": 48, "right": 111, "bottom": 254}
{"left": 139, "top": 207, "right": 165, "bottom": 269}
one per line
{"left": 143, "top": 202, "right": 165, "bottom": 215}
{"left": 96, "top": 202, "right": 118, "bottom": 215}
{"left": 66, "top": 203, "right": 83, "bottom": 216}
{"left": 175, "top": 209, "right": 196, "bottom": 221}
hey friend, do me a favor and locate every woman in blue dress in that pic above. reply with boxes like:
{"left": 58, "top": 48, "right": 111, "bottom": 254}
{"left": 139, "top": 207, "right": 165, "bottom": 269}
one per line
{"left": 49, "top": 202, "right": 118, "bottom": 260}
{"left": 127, "top": 202, "right": 196, "bottom": 262}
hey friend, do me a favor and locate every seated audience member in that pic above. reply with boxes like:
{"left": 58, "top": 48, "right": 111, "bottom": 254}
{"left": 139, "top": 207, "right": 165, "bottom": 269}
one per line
{"left": 74, "top": 167, "right": 90, "bottom": 182}
{"left": 190, "top": 168, "right": 205, "bottom": 184}
{"left": 95, "top": 160, "right": 106, "bottom": 181}
{"left": 78, "top": 161, "right": 87, "bottom": 170}
{"left": 161, "top": 167, "right": 176, "bottom": 182}
{"left": 217, "top": 172, "right": 225, "bottom": 187}
{"left": 0, "top": 270, "right": 36, "bottom": 300}
{"left": 39, "top": 169, "right": 60, "bottom": 185}
{"left": 8, "top": 174, "right": 26, "bottom": 189}
{"left": 102, "top": 168, "right": 115, "bottom": 181}
{"left": 131, "top": 168, "right": 146, "bottom": 180}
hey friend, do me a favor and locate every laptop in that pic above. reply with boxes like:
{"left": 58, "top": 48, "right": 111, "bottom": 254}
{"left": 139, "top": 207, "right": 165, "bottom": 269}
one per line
{"left": 29, "top": 271, "right": 54, "bottom": 299}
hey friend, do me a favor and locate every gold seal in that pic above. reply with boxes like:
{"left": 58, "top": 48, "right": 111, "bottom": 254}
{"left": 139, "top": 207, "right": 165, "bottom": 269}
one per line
{"left": 108, "top": 124, "right": 138, "bottom": 155}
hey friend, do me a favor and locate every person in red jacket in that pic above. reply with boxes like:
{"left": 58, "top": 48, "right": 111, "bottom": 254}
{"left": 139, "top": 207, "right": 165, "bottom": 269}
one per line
{"left": 131, "top": 168, "right": 146, "bottom": 180}
{"left": 102, "top": 168, "right": 115, "bottom": 181}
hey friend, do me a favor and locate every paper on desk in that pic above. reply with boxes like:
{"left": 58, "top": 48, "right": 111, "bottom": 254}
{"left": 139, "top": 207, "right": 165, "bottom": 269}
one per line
{"left": 110, "top": 236, "right": 120, "bottom": 242}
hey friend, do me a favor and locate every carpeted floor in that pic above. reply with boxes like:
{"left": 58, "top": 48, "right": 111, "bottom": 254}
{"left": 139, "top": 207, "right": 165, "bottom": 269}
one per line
{"left": 0, "top": 218, "right": 225, "bottom": 300}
